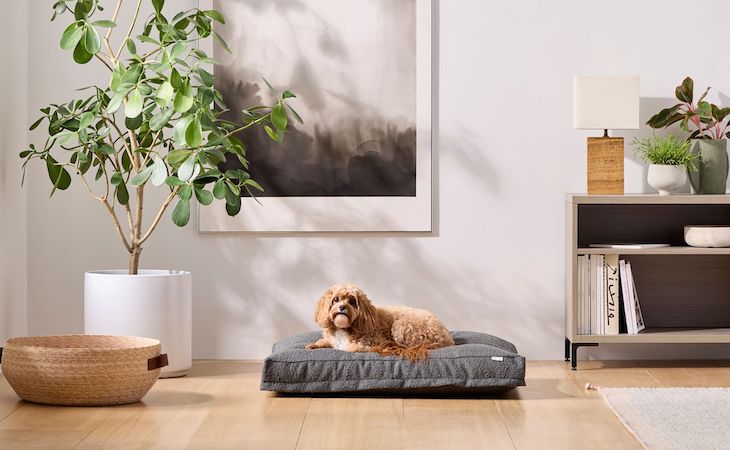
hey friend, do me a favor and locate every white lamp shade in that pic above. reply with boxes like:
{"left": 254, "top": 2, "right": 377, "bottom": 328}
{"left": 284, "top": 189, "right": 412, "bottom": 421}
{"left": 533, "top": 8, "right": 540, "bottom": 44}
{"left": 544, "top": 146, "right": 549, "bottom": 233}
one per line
{"left": 573, "top": 76, "right": 640, "bottom": 130}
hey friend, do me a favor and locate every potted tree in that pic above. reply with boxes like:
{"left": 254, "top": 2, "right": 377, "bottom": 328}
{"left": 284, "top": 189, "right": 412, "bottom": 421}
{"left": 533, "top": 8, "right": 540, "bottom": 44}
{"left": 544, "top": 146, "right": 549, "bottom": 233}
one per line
{"left": 632, "top": 134, "right": 699, "bottom": 195}
{"left": 20, "top": 0, "right": 299, "bottom": 376}
{"left": 647, "top": 77, "right": 729, "bottom": 194}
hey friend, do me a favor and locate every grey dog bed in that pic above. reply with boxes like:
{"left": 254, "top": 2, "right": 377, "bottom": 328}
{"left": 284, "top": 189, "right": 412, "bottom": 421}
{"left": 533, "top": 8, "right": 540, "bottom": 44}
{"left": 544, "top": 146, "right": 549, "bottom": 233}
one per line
{"left": 260, "top": 331, "right": 526, "bottom": 395}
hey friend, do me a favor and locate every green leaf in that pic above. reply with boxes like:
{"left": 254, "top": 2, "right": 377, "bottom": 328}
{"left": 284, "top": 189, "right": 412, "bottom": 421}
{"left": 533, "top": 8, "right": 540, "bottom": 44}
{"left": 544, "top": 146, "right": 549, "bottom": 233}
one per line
{"left": 126, "top": 38, "right": 137, "bottom": 55}
{"left": 170, "top": 69, "right": 183, "bottom": 89}
{"left": 92, "top": 20, "right": 117, "bottom": 28}
{"left": 170, "top": 41, "right": 187, "bottom": 60}
{"left": 150, "top": 107, "right": 175, "bottom": 131}
{"left": 171, "top": 198, "right": 190, "bottom": 227}
{"left": 179, "top": 184, "right": 193, "bottom": 200}
{"left": 225, "top": 180, "right": 241, "bottom": 198}
{"left": 165, "top": 176, "right": 186, "bottom": 187}
{"left": 178, "top": 155, "right": 196, "bottom": 181}
{"left": 197, "top": 68, "right": 214, "bottom": 87}
{"left": 225, "top": 196, "right": 241, "bottom": 216}
{"left": 646, "top": 104, "right": 682, "bottom": 129}
{"left": 213, "top": 179, "right": 226, "bottom": 199}
{"left": 271, "top": 103, "right": 288, "bottom": 131}
{"left": 125, "top": 88, "right": 143, "bottom": 118}
{"left": 203, "top": 9, "right": 225, "bottom": 24}
{"left": 152, "top": 0, "right": 165, "bottom": 13}
{"left": 282, "top": 90, "right": 296, "bottom": 99}
{"left": 174, "top": 82, "right": 194, "bottom": 113}
{"left": 110, "top": 171, "right": 123, "bottom": 185}
{"left": 243, "top": 178, "right": 264, "bottom": 192}
{"left": 155, "top": 81, "right": 174, "bottom": 107}
{"left": 151, "top": 154, "right": 168, "bottom": 186}
{"left": 167, "top": 149, "right": 192, "bottom": 167}
{"left": 120, "top": 65, "right": 142, "bottom": 85}
{"left": 98, "top": 143, "right": 115, "bottom": 155}
{"left": 83, "top": 24, "right": 101, "bottom": 54}
{"left": 131, "top": 166, "right": 153, "bottom": 186}
{"left": 697, "top": 101, "right": 713, "bottom": 119}
{"left": 116, "top": 182, "right": 129, "bottom": 205}
{"left": 676, "top": 77, "right": 694, "bottom": 103}
{"left": 45, "top": 156, "right": 71, "bottom": 191}
{"left": 60, "top": 22, "right": 84, "bottom": 49}
{"left": 194, "top": 187, "right": 214, "bottom": 205}
{"left": 264, "top": 124, "right": 282, "bottom": 143}
{"left": 73, "top": 40, "right": 94, "bottom": 64}
{"left": 78, "top": 111, "right": 94, "bottom": 129}
{"left": 173, "top": 116, "right": 192, "bottom": 146}
{"left": 125, "top": 113, "right": 143, "bottom": 130}
{"left": 211, "top": 30, "right": 230, "bottom": 53}
{"left": 185, "top": 116, "right": 203, "bottom": 148}
{"left": 29, "top": 116, "right": 45, "bottom": 131}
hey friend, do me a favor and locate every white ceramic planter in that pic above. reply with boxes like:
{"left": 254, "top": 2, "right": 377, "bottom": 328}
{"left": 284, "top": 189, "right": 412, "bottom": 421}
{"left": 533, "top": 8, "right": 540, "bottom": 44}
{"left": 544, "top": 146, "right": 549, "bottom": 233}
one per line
{"left": 647, "top": 164, "right": 688, "bottom": 195}
{"left": 84, "top": 270, "right": 192, "bottom": 378}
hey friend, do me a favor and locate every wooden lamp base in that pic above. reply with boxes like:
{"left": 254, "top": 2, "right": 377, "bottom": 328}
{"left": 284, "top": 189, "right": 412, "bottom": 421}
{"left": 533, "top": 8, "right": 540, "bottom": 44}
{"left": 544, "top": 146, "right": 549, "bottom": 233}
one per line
{"left": 587, "top": 137, "right": 624, "bottom": 194}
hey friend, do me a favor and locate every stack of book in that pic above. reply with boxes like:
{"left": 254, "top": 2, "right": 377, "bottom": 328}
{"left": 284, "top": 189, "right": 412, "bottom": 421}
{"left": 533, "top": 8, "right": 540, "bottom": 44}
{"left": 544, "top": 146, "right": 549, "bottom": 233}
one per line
{"left": 577, "top": 254, "right": 646, "bottom": 335}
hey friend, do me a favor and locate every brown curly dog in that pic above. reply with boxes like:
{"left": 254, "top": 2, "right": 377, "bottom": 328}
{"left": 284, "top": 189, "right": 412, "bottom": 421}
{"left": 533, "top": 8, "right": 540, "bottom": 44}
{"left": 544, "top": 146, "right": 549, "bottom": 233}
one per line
{"left": 306, "top": 284, "right": 455, "bottom": 360}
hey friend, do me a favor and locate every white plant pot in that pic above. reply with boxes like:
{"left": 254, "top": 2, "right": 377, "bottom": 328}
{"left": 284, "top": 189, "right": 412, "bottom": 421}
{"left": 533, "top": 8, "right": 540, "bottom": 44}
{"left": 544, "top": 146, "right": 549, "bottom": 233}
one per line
{"left": 647, "top": 164, "right": 688, "bottom": 195}
{"left": 84, "top": 270, "right": 192, "bottom": 378}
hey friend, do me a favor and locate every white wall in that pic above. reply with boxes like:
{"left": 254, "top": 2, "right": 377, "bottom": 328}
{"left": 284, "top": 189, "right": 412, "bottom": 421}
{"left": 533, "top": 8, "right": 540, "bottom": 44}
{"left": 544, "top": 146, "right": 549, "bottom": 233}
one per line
{"left": 0, "top": 0, "right": 29, "bottom": 342}
{"left": 20, "top": 0, "right": 730, "bottom": 360}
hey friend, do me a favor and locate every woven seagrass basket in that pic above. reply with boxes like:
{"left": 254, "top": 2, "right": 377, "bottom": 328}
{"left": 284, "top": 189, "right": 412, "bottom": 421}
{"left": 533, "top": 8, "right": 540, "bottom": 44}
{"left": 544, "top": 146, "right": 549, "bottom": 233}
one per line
{"left": 0, "top": 335, "right": 168, "bottom": 406}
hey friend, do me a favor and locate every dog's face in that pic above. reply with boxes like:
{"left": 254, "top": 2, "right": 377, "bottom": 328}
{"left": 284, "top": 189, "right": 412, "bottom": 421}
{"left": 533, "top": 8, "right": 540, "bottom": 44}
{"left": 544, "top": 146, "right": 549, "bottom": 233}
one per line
{"left": 314, "top": 284, "right": 376, "bottom": 333}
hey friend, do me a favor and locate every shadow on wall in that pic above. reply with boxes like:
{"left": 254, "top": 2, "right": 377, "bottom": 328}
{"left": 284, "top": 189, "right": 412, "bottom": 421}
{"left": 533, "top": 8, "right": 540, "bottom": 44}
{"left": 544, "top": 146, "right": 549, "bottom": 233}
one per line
{"left": 180, "top": 131, "right": 561, "bottom": 359}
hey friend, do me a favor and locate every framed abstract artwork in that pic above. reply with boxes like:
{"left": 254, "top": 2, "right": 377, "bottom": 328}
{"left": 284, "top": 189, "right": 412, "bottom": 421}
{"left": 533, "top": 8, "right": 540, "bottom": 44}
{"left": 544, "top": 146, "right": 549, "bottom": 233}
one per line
{"left": 198, "top": 0, "right": 433, "bottom": 232}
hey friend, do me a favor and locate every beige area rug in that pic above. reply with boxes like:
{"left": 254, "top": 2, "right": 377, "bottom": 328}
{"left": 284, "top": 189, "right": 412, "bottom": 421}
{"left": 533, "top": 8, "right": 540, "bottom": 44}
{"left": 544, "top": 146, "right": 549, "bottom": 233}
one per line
{"left": 599, "top": 387, "right": 730, "bottom": 450}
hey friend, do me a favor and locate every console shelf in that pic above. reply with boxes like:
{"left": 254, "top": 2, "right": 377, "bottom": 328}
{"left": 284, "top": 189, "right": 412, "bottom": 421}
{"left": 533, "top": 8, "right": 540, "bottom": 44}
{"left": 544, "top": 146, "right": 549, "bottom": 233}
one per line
{"left": 565, "top": 194, "right": 730, "bottom": 369}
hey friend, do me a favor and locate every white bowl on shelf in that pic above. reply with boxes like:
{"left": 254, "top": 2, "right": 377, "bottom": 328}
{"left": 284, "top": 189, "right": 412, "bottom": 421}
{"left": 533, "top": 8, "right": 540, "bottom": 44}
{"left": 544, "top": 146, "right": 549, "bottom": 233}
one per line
{"left": 684, "top": 226, "right": 730, "bottom": 248}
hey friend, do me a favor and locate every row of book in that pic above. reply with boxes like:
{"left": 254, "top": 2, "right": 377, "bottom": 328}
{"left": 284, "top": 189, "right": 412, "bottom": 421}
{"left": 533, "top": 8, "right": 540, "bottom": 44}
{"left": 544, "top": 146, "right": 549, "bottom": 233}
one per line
{"left": 577, "top": 254, "right": 646, "bottom": 335}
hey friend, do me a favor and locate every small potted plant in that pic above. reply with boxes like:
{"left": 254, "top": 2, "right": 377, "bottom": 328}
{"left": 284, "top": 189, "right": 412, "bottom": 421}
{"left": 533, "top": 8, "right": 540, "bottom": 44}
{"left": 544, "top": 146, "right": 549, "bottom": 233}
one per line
{"left": 633, "top": 134, "right": 699, "bottom": 195}
{"left": 647, "top": 77, "right": 729, "bottom": 194}
{"left": 19, "top": 0, "right": 299, "bottom": 376}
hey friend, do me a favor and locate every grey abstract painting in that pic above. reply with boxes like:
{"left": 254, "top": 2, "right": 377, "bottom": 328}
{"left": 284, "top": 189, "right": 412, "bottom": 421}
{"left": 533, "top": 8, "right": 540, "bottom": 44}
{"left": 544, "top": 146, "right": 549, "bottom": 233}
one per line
{"left": 214, "top": 0, "right": 418, "bottom": 197}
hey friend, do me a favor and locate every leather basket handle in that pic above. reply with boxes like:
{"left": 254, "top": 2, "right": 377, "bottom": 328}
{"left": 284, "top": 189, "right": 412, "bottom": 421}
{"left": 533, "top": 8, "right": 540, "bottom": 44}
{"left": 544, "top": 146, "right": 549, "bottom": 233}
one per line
{"left": 148, "top": 353, "right": 168, "bottom": 371}
{"left": 0, "top": 347, "right": 3, "bottom": 364}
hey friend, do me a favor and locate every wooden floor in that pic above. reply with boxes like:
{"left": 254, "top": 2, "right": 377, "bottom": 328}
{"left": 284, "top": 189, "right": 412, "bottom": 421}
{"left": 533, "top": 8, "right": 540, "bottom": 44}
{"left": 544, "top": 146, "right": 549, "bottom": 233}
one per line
{"left": 1, "top": 360, "right": 729, "bottom": 449}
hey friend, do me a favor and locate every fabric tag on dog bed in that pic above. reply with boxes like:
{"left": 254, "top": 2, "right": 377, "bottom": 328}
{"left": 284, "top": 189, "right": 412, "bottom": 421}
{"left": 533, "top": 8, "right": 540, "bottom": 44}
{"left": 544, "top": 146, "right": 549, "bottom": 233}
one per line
{"left": 261, "top": 331, "right": 526, "bottom": 394}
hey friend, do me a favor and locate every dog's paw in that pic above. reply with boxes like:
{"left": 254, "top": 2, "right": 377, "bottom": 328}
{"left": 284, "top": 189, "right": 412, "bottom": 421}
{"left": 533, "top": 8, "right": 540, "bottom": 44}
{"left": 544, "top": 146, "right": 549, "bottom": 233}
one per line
{"left": 305, "top": 343, "right": 317, "bottom": 350}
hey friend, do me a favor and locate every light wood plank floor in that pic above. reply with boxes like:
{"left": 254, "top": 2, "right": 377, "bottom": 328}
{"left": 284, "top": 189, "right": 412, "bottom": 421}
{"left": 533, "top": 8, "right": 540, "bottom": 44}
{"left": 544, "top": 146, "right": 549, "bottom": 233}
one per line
{"left": 1, "top": 360, "right": 729, "bottom": 449}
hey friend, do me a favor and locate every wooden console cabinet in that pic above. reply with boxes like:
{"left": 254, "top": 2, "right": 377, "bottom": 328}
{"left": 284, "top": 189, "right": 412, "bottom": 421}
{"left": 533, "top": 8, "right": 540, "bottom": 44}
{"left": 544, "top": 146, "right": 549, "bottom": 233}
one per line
{"left": 565, "top": 194, "right": 730, "bottom": 369}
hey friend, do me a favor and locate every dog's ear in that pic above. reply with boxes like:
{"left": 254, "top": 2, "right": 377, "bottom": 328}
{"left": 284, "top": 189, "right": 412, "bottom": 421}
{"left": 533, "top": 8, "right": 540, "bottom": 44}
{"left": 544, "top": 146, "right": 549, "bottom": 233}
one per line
{"left": 351, "top": 287, "right": 377, "bottom": 336}
{"left": 314, "top": 287, "right": 334, "bottom": 328}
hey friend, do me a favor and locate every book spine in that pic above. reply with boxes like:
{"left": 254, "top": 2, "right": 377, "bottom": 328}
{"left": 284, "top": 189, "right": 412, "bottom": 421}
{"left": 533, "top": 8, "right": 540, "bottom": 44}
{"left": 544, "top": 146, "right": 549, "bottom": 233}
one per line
{"left": 589, "top": 255, "right": 597, "bottom": 334}
{"left": 627, "top": 262, "right": 646, "bottom": 333}
{"left": 619, "top": 260, "right": 635, "bottom": 334}
{"left": 604, "top": 254, "right": 620, "bottom": 335}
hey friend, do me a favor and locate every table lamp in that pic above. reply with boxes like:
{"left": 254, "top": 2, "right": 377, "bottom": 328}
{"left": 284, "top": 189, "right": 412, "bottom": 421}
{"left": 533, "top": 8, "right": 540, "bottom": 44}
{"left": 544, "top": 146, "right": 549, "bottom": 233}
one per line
{"left": 573, "top": 76, "right": 640, "bottom": 194}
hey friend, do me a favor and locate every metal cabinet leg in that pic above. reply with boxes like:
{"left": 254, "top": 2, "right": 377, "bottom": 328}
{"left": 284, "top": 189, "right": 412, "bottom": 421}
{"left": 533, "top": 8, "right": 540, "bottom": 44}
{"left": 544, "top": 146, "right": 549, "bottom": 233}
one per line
{"left": 570, "top": 343, "right": 598, "bottom": 370}
{"left": 564, "top": 337, "right": 571, "bottom": 361}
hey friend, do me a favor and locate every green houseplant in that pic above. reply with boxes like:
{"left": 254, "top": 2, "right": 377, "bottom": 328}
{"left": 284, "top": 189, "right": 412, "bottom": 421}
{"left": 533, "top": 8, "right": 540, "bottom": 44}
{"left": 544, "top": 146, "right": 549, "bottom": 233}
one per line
{"left": 647, "top": 77, "right": 728, "bottom": 194}
{"left": 632, "top": 134, "right": 698, "bottom": 195}
{"left": 19, "top": 0, "right": 300, "bottom": 376}
{"left": 20, "top": 0, "right": 299, "bottom": 274}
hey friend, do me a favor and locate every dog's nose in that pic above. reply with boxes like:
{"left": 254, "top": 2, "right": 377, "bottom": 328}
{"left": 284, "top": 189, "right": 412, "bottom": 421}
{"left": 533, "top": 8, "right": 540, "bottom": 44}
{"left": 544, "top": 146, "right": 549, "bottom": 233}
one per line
{"left": 338, "top": 305, "right": 346, "bottom": 312}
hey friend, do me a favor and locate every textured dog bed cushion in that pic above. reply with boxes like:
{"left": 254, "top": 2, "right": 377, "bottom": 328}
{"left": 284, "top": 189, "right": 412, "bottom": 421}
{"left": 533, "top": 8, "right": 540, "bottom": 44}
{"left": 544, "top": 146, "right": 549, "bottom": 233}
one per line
{"left": 261, "top": 331, "right": 525, "bottom": 394}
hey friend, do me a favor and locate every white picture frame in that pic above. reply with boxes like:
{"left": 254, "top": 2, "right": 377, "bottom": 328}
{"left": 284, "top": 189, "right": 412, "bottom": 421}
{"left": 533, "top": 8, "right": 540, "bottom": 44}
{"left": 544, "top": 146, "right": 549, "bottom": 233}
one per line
{"left": 197, "top": 0, "right": 433, "bottom": 233}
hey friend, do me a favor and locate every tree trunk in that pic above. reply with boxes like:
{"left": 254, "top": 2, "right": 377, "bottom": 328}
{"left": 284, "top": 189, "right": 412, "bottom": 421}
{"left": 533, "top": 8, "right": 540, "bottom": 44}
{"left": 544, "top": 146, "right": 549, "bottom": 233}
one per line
{"left": 129, "top": 247, "right": 142, "bottom": 275}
